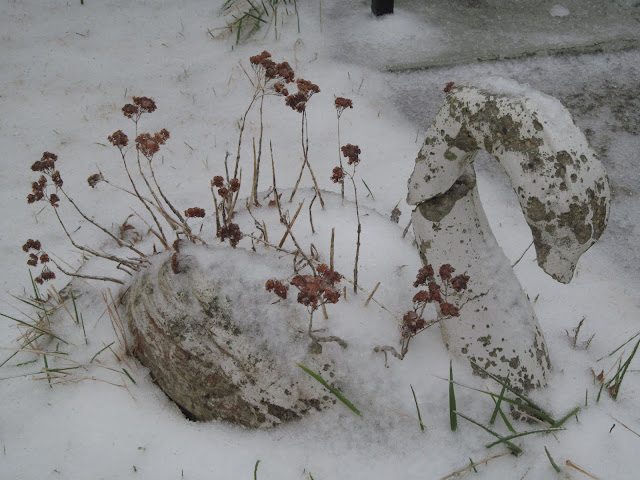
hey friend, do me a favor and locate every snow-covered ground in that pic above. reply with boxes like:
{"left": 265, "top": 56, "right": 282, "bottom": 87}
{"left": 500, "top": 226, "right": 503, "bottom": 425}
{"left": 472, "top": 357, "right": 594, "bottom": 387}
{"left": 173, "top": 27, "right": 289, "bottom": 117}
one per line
{"left": 1, "top": 1, "right": 639, "bottom": 479}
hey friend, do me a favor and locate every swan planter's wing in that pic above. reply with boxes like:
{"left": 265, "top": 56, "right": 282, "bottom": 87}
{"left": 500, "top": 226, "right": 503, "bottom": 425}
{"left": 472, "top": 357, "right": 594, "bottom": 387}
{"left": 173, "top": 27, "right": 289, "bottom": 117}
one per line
{"left": 408, "top": 81, "right": 610, "bottom": 393}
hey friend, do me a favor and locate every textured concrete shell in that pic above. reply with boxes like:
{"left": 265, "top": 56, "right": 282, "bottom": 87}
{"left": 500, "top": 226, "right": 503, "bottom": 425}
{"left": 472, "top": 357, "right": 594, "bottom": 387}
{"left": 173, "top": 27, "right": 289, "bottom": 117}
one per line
{"left": 407, "top": 81, "right": 610, "bottom": 392}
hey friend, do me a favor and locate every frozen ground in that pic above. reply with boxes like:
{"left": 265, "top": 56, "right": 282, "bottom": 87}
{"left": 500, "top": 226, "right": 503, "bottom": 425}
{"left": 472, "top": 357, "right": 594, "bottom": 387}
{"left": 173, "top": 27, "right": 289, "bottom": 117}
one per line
{"left": 1, "top": 1, "right": 639, "bottom": 479}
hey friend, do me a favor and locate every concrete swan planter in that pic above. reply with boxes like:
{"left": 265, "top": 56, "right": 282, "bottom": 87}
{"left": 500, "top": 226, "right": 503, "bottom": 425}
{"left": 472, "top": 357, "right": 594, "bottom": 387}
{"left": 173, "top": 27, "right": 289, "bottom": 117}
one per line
{"left": 408, "top": 80, "right": 610, "bottom": 392}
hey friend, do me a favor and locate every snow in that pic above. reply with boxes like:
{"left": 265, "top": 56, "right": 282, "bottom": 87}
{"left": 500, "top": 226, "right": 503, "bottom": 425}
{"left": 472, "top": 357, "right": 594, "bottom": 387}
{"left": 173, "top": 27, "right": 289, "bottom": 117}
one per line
{"left": 550, "top": 5, "right": 571, "bottom": 17}
{"left": 1, "top": 1, "right": 639, "bottom": 479}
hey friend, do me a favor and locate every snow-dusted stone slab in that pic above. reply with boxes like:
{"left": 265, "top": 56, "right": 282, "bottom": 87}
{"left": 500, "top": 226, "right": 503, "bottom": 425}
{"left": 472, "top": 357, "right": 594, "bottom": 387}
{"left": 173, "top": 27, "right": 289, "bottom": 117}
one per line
{"left": 407, "top": 80, "right": 610, "bottom": 392}
{"left": 124, "top": 243, "right": 336, "bottom": 428}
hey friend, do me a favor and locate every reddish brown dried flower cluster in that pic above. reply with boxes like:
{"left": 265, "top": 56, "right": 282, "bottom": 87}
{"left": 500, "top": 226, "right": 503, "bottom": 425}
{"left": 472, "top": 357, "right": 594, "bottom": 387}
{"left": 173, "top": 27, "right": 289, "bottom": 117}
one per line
{"left": 87, "top": 173, "right": 104, "bottom": 188}
{"left": 341, "top": 144, "right": 361, "bottom": 166}
{"left": 334, "top": 97, "right": 353, "bottom": 116}
{"left": 265, "top": 279, "right": 288, "bottom": 300}
{"left": 212, "top": 176, "right": 224, "bottom": 188}
{"left": 22, "top": 239, "right": 42, "bottom": 252}
{"left": 22, "top": 239, "right": 55, "bottom": 284}
{"left": 443, "top": 81, "right": 455, "bottom": 93}
{"left": 108, "top": 130, "right": 129, "bottom": 148}
{"left": 330, "top": 166, "right": 345, "bottom": 184}
{"left": 250, "top": 51, "right": 295, "bottom": 84}
{"left": 122, "top": 96, "right": 157, "bottom": 120}
{"left": 185, "top": 207, "right": 206, "bottom": 218}
{"left": 27, "top": 175, "right": 47, "bottom": 204}
{"left": 31, "top": 152, "right": 57, "bottom": 173}
{"left": 289, "top": 264, "right": 342, "bottom": 309}
{"left": 410, "top": 263, "right": 469, "bottom": 321}
{"left": 212, "top": 175, "right": 239, "bottom": 199}
{"left": 135, "top": 129, "right": 170, "bottom": 160}
{"left": 413, "top": 264, "right": 435, "bottom": 287}
{"left": 285, "top": 78, "right": 320, "bottom": 113}
{"left": 219, "top": 223, "right": 242, "bottom": 248}
{"left": 403, "top": 311, "right": 426, "bottom": 336}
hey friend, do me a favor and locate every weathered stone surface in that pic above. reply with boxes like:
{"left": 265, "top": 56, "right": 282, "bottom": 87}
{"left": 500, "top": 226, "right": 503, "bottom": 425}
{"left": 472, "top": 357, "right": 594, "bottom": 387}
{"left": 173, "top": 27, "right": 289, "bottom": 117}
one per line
{"left": 124, "top": 243, "right": 336, "bottom": 428}
{"left": 408, "top": 80, "right": 611, "bottom": 392}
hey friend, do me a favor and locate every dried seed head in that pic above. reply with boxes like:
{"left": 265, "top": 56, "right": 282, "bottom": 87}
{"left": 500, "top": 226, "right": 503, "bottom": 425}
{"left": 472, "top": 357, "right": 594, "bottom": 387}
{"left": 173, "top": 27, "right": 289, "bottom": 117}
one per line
{"left": 133, "top": 96, "right": 157, "bottom": 114}
{"left": 413, "top": 264, "right": 434, "bottom": 287}
{"left": 450, "top": 274, "right": 469, "bottom": 292}
{"left": 185, "top": 207, "right": 206, "bottom": 218}
{"left": 331, "top": 166, "right": 345, "bottom": 184}
{"left": 122, "top": 103, "right": 139, "bottom": 119}
{"left": 217, "top": 187, "right": 229, "bottom": 198}
{"left": 31, "top": 152, "right": 57, "bottom": 172}
{"left": 334, "top": 97, "right": 353, "bottom": 116}
{"left": 108, "top": 130, "right": 129, "bottom": 148}
{"left": 212, "top": 176, "right": 224, "bottom": 188}
{"left": 341, "top": 144, "right": 361, "bottom": 165}
{"left": 87, "top": 173, "right": 104, "bottom": 188}
{"left": 22, "top": 239, "right": 41, "bottom": 252}
{"left": 51, "top": 170, "right": 63, "bottom": 188}
{"left": 49, "top": 193, "right": 60, "bottom": 207}
{"left": 219, "top": 223, "right": 242, "bottom": 248}
{"left": 439, "top": 264, "right": 455, "bottom": 281}
{"left": 439, "top": 302, "right": 460, "bottom": 317}
{"left": 229, "top": 178, "right": 240, "bottom": 192}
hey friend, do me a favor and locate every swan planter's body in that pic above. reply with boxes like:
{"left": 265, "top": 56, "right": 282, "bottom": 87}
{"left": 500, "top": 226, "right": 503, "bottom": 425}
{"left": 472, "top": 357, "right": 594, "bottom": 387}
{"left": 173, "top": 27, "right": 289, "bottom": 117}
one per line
{"left": 408, "top": 81, "right": 610, "bottom": 392}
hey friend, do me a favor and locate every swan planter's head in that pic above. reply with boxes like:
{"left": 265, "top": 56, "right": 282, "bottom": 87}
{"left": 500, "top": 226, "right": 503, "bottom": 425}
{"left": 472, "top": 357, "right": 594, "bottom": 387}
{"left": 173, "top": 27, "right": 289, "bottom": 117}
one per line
{"left": 408, "top": 80, "right": 610, "bottom": 393}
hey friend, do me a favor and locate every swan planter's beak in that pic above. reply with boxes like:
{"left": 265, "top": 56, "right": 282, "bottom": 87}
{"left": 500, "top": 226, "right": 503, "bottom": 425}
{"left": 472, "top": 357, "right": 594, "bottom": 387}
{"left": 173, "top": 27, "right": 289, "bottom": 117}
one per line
{"left": 407, "top": 81, "right": 610, "bottom": 393}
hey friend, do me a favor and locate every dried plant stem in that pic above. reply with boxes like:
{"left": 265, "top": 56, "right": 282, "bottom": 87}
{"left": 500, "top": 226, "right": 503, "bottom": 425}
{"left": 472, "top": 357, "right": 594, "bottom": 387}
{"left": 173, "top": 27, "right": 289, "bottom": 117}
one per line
{"left": 279, "top": 199, "right": 305, "bottom": 248}
{"left": 402, "top": 219, "right": 412, "bottom": 239}
{"left": 52, "top": 208, "right": 142, "bottom": 271}
{"left": 120, "top": 152, "right": 169, "bottom": 248}
{"left": 330, "top": 228, "right": 335, "bottom": 271}
{"left": 59, "top": 188, "right": 147, "bottom": 258}
{"left": 51, "top": 258, "right": 124, "bottom": 285}
{"left": 565, "top": 460, "right": 600, "bottom": 479}
{"left": 364, "top": 282, "right": 380, "bottom": 307}
{"left": 234, "top": 87, "right": 260, "bottom": 181}
{"left": 440, "top": 451, "right": 511, "bottom": 480}
{"left": 336, "top": 114, "right": 345, "bottom": 202}
{"left": 289, "top": 111, "right": 325, "bottom": 208}
{"left": 308, "top": 310, "right": 347, "bottom": 348}
{"left": 270, "top": 141, "right": 283, "bottom": 217}
{"left": 308, "top": 193, "right": 317, "bottom": 234}
{"left": 251, "top": 94, "right": 265, "bottom": 206}
{"left": 348, "top": 174, "right": 362, "bottom": 294}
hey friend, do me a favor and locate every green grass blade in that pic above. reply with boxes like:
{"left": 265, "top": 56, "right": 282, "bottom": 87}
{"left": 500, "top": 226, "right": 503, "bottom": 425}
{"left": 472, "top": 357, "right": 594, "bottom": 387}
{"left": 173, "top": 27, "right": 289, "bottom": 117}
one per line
{"left": 552, "top": 407, "right": 580, "bottom": 428}
{"left": 597, "top": 330, "right": 640, "bottom": 362}
{"left": 485, "top": 428, "right": 565, "bottom": 449}
{"left": 10, "top": 294, "right": 46, "bottom": 312}
{"left": 122, "top": 368, "right": 136, "bottom": 384}
{"left": 469, "top": 458, "right": 478, "bottom": 473}
{"left": 456, "top": 412, "right": 522, "bottom": 455}
{"left": 449, "top": 361, "right": 457, "bottom": 431}
{"left": 490, "top": 394, "right": 517, "bottom": 434}
{"left": 296, "top": 363, "right": 361, "bottom": 416}
{"left": 361, "top": 179, "right": 375, "bottom": 200}
{"left": 0, "top": 312, "right": 67, "bottom": 344}
{"left": 90, "top": 342, "right": 115, "bottom": 364}
{"left": 29, "top": 269, "right": 41, "bottom": 301}
{"left": 610, "top": 338, "right": 640, "bottom": 399}
{"left": 43, "top": 354, "right": 52, "bottom": 388}
{"left": 490, "top": 381, "right": 508, "bottom": 425}
{"left": 254, "top": 460, "right": 260, "bottom": 480}
{"left": 410, "top": 384, "right": 425, "bottom": 432}
{"left": 71, "top": 291, "right": 80, "bottom": 325}
{"left": 544, "top": 446, "right": 562, "bottom": 473}
{"left": 470, "top": 361, "right": 555, "bottom": 424}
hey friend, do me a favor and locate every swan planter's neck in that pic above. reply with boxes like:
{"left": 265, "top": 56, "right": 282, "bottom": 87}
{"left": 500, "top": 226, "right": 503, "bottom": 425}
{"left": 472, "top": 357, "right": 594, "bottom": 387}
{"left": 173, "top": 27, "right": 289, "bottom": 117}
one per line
{"left": 407, "top": 82, "right": 610, "bottom": 393}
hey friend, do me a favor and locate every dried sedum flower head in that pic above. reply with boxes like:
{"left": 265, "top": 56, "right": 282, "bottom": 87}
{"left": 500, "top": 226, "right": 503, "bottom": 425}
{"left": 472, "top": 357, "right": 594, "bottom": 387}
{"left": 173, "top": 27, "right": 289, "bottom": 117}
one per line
{"left": 265, "top": 279, "right": 289, "bottom": 300}
{"left": 229, "top": 178, "right": 240, "bottom": 192}
{"left": 341, "top": 144, "right": 361, "bottom": 166}
{"left": 334, "top": 97, "right": 353, "bottom": 117}
{"left": 136, "top": 130, "right": 169, "bottom": 160}
{"left": 31, "top": 152, "right": 58, "bottom": 173}
{"left": 219, "top": 223, "right": 242, "bottom": 248}
{"left": 108, "top": 130, "right": 129, "bottom": 148}
{"left": 87, "top": 173, "right": 104, "bottom": 188}
{"left": 413, "top": 264, "right": 434, "bottom": 287}
{"left": 133, "top": 96, "right": 157, "bottom": 114}
{"left": 22, "top": 239, "right": 41, "bottom": 252}
{"left": 439, "top": 264, "right": 455, "bottom": 281}
{"left": 185, "top": 207, "right": 206, "bottom": 218}
{"left": 212, "top": 176, "right": 224, "bottom": 188}
{"left": 331, "top": 166, "right": 345, "bottom": 184}
{"left": 285, "top": 78, "right": 320, "bottom": 113}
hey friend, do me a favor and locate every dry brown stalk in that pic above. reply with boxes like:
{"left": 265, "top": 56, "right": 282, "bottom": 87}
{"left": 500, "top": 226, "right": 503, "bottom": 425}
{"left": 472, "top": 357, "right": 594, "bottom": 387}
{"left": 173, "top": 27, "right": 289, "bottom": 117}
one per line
{"left": 330, "top": 228, "right": 335, "bottom": 271}
{"left": 440, "top": 451, "right": 511, "bottom": 480}
{"left": 565, "top": 460, "right": 600, "bottom": 479}
{"left": 364, "top": 282, "right": 380, "bottom": 307}
{"left": 278, "top": 199, "right": 305, "bottom": 248}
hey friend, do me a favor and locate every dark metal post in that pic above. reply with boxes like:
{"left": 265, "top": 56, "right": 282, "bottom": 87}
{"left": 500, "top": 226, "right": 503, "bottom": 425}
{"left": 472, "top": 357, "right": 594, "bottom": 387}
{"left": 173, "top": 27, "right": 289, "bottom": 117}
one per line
{"left": 372, "top": 0, "right": 394, "bottom": 16}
